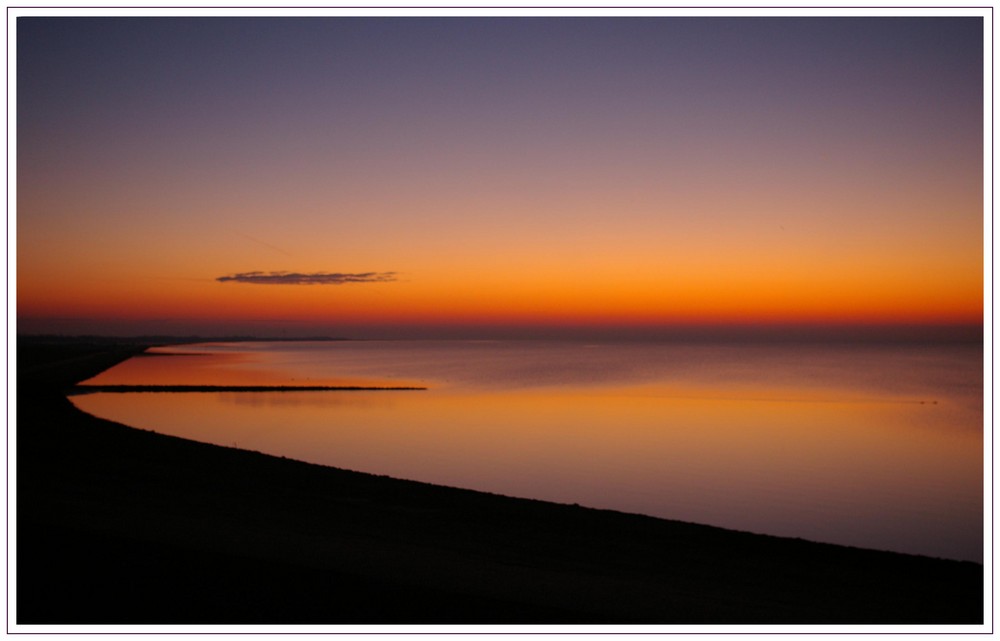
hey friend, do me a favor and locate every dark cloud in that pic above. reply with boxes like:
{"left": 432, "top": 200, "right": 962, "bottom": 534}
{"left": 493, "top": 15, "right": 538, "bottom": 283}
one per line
{"left": 217, "top": 271, "right": 397, "bottom": 285}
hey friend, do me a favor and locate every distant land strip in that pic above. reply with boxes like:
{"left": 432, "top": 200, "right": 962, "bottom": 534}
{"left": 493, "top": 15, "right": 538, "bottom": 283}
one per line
{"left": 72, "top": 384, "right": 427, "bottom": 393}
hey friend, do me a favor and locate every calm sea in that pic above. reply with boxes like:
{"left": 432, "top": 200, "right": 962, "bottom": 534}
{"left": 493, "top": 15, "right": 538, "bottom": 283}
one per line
{"left": 73, "top": 339, "right": 985, "bottom": 562}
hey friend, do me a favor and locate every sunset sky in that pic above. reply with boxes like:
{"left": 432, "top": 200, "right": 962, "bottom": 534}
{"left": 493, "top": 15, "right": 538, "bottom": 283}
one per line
{"left": 15, "top": 14, "right": 986, "bottom": 338}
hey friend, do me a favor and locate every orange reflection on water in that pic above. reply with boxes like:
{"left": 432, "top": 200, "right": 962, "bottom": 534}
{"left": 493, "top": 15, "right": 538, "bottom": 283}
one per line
{"left": 81, "top": 349, "right": 418, "bottom": 389}
{"left": 72, "top": 382, "right": 983, "bottom": 561}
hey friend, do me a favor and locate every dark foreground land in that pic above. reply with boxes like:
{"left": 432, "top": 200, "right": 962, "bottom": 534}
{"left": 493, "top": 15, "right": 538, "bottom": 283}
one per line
{"left": 16, "top": 339, "right": 984, "bottom": 625}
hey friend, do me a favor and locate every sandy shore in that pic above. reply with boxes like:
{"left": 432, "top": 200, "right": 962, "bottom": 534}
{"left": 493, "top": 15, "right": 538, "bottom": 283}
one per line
{"left": 15, "top": 338, "right": 984, "bottom": 625}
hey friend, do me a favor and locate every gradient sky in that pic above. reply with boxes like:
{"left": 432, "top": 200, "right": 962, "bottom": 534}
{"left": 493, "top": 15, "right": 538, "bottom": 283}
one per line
{"left": 16, "top": 15, "right": 985, "bottom": 338}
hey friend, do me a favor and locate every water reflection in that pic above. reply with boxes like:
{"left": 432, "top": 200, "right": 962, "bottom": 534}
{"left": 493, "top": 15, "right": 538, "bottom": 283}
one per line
{"left": 72, "top": 340, "right": 983, "bottom": 562}
{"left": 84, "top": 347, "right": 421, "bottom": 389}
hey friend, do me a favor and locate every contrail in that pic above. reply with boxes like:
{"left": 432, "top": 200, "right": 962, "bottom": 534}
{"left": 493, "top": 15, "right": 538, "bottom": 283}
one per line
{"left": 236, "top": 231, "right": 292, "bottom": 257}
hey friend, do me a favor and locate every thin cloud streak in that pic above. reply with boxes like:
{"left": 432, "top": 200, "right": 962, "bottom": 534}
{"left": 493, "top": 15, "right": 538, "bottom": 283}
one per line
{"left": 236, "top": 232, "right": 292, "bottom": 257}
{"left": 217, "top": 271, "right": 398, "bottom": 285}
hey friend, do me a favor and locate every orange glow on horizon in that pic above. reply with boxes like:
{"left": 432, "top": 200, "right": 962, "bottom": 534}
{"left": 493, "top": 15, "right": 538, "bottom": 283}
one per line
{"left": 16, "top": 241, "right": 984, "bottom": 332}
{"left": 15, "top": 18, "right": 985, "bottom": 338}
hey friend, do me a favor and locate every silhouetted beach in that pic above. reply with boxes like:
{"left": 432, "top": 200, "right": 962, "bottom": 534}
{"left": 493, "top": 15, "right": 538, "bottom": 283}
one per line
{"left": 16, "top": 338, "right": 984, "bottom": 625}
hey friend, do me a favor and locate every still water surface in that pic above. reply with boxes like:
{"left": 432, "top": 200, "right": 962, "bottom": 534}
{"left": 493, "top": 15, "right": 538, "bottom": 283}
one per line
{"left": 73, "top": 340, "right": 984, "bottom": 562}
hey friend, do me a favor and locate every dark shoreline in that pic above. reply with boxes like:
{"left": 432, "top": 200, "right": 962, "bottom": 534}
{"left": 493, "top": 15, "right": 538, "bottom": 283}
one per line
{"left": 72, "top": 384, "right": 427, "bottom": 393}
{"left": 15, "top": 339, "right": 985, "bottom": 625}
